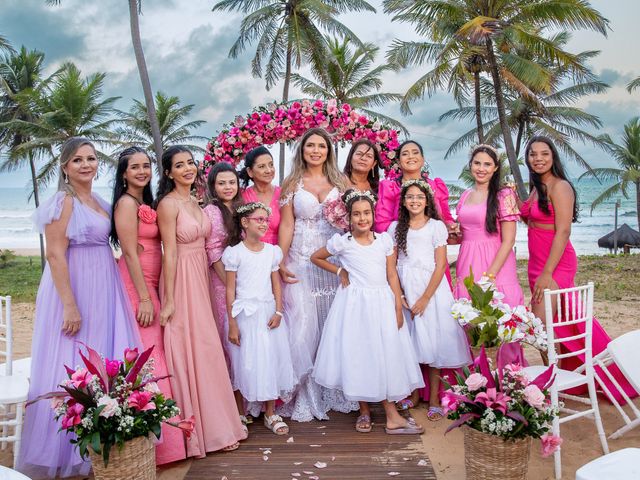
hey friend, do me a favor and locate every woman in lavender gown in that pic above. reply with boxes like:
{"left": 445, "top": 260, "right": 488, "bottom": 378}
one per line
{"left": 17, "top": 138, "right": 142, "bottom": 479}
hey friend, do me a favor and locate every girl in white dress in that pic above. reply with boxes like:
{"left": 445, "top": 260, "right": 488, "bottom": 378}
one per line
{"left": 388, "top": 180, "right": 472, "bottom": 421}
{"left": 222, "top": 202, "right": 297, "bottom": 435}
{"left": 312, "top": 190, "right": 425, "bottom": 435}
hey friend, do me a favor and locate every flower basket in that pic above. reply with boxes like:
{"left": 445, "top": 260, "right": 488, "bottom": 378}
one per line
{"left": 464, "top": 426, "right": 531, "bottom": 479}
{"left": 89, "top": 435, "right": 155, "bottom": 480}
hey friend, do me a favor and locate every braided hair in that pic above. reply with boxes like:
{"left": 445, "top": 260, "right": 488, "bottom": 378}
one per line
{"left": 395, "top": 181, "right": 440, "bottom": 255}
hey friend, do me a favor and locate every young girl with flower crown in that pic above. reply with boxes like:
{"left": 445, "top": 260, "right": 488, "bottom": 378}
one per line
{"left": 388, "top": 180, "right": 472, "bottom": 421}
{"left": 222, "top": 202, "right": 297, "bottom": 436}
{"left": 311, "top": 190, "right": 424, "bottom": 435}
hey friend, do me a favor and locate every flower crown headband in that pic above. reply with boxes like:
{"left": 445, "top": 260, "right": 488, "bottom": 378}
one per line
{"left": 401, "top": 178, "right": 433, "bottom": 196}
{"left": 236, "top": 202, "right": 272, "bottom": 216}
{"left": 471, "top": 143, "right": 499, "bottom": 156}
{"left": 344, "top": 189, "right": 377, "bottom": 206}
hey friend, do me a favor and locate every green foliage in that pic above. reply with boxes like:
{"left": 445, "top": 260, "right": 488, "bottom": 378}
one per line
{"left": 0, "top": 255, "right": 41, "bottom": 302}
{"left": 0, "top": 249, "right": 16, "bottom": 268}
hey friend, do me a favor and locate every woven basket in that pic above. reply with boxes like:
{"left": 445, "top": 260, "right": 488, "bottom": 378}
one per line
{"left": 89, "top": 435, "right": 156, "bottom": 480}
{"left": 463, "top": 427, "right": 531, "bottom": 480}
{"left": 470, "top": 346, "right": 499, "bottom": 367}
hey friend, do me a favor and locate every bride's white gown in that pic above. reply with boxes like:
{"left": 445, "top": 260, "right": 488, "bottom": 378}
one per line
{"left": 277, "top": 181, "right": 358, "bottom": 421}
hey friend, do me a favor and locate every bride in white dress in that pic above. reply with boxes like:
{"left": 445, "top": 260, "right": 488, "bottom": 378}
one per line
{"left": 277, "top": 128, "right": 358, "bottom": 421}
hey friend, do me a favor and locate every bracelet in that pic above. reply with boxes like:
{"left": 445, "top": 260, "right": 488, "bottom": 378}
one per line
{"left": 336, "top": 267, "right": 343, "bottom": 276}
{"left": 139, "top": 297, "right": 151, "bottom": 303}
{"left": 274, "top": 311, "right": 283, "bottom": 318}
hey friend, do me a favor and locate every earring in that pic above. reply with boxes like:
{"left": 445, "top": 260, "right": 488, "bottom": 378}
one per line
{"left": 64, "top": 172, "right": 69, "bottom": 184}
{"left": 123, "top": 178, "right": 128, "bottom": 188}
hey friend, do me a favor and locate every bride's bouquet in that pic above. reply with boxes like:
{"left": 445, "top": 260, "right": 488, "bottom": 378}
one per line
{"left": 322, "top": 197, "right": 349, "bottom": 231}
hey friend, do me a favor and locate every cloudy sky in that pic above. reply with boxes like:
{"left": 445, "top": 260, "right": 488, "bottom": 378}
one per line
{"left": 1, "top": 0, "right": 638, "bottom": 188}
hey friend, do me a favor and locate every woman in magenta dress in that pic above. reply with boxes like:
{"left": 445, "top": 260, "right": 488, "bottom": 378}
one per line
{"left": 374, "top": 140, "right": 455, "bottom": 233}
{"left": 521, "top": 136, "right": 636, "bottom": 403}
{"left": 239, "top": 146, "right": 281, "bottom": 245}
{"left": 453, "top": 145, "right": 526, "bottom": 368}
{"left": 17, "top": 138, "right": 142, "bottom": 478}
{"left": 343, "top": 138, "right": 381, "bottom": 194}
{"left": 111, "top": 146, "right": 186, "bottom": 465}
{"left": 156, "top": 146, "right": 246, "bottom": 457}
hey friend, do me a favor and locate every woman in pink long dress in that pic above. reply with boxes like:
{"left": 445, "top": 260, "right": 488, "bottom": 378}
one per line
{"left": 521, "top": 136, "right": 637, "bottom": 403}
{"left": 111, "top": 147, "right": 186, "bottom": 465}
{"left": 239, "top": 146, "right": 281, "bottom": 245}
{"left": 157, "top": 146, "right": 247, "bottom": 457}
{"left": 453, "top": 145, "right": 526, "bottom": 369}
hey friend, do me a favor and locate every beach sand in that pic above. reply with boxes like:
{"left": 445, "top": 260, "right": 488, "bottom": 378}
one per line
{"left": 1, "top": 267, "right": 639, "bottom": 478}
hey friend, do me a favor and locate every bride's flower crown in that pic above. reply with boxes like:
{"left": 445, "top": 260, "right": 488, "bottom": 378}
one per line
{"left": 236, "top": 201, "right": 272, "bottom": 216}
{"left": 401, "top": 179, "right": 433, "bottom": 196}
{"left": 344, "top": 189, "right": 377, "bottom": 206}
{"left": 471, "top": 143, "right": 499, "bottom": 156}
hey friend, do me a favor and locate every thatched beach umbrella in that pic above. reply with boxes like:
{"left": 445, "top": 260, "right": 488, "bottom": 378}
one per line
{"left": 597, "top": 223, "right": 640, "bottom": 252}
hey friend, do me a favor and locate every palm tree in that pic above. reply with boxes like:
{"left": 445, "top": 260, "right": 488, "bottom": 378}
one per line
{"left": 384, "top": 0, "right": 609, "bottom": 199}
{"left": 580, "top": 117, "right": 640, "bottom": 229}
{"left": 291, "top": 36, "right": 407, "bottom": 135}
{"left": 0, "top": 47, "right": 57, "bottom": 269}
{"left": 2, "top": 62, "right": 120, "bottom": 188}
{"left": 0, "top": 34, "right": 14, "bottom": 55}
{"left": 628, "top": 77, "right": 640, "bottom": 93}
{"left": 441, "top": 39, "right": 610, "bottom": 170}
{"left": 118, "top": 91, "right": 208, "bottom": 164}
{"left": 212, "top": 0, "right": 376, "bottom": 181}
{"left": 46, "top": 0, "right": 164, "bottom": 165}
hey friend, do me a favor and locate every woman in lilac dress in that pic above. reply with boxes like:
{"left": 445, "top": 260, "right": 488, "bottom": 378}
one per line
{"left": 17, "top": 138, "right": 141, "bottom": 479}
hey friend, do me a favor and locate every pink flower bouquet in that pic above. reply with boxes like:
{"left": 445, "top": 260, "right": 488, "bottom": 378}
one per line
{"left": 32, "top": 345, "right": 194, "bottom": 466}
{"left": 443, "top": 348, "right": 561, "bottom": 456}
{"left": 322, "top": 197, "right": 349, "bottom": 231}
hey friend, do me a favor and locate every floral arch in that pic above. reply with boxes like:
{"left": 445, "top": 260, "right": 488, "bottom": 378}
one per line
{"left": 202, "top": 99, "right": 401, "bottom": 175}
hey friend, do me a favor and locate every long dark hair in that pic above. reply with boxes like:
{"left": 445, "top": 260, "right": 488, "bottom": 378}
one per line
{"left": 155, "top": 145, "right": 194, "bottom": 208}
{"left": 524, "top": 136, "right": 579, "bottom": 222}
{"left": 342, "top": 189, "right": 377, "bottom": 240}
{"left": 205, "top": 162, "right": 243, "bottom": 236}
{"left": 469, "top": 145, "right": 501, "bottom": 234}
{"left": 396, "top": 139, "right": 430, "bottom": 183}
{"left": 110, "top": 146, "right": 154, "bottom": 247}
{"left": 238, "top": 146, "right": 272, "bottom": 188}
{"left": 396, "top": 181, "right": 440, "bottom": 255}
{"left": 343, "top": 139, "right": 381, "bottom": 195}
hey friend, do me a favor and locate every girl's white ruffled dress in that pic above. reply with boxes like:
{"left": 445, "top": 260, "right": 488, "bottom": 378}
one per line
{"left": 313, "top": 232, "right": 424, "bottom": 402}
{"left": 222, "top": 242, "right": 297, "bottom": 402}
{"left": 388, "top": 220, "right": 472, "bottom": 368}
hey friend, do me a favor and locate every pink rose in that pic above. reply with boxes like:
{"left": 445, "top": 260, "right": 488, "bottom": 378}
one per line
{"left": 97, "top": 396, "right": 119, "bottom": 418}
{"left": 105, "top": 358, "right": 121, "bottom": 377}
{"left": 540, "top": 433, "right": 562, "bottom": 457}
{"left": 138, "top": 205, "right": 157, "bottom": 224}
{"left": 176, "top": 415, "right": 195, "bottom": 439}
{"left": 523, "top": 384, "right": 546, "bottom": 409}
{"left": 124, "top": 347, "right": 139, "bottom": 364}
{"left": 128, "top": 390, "right": 156, "bottom": 411}
{"left": 465, "top": 372, "right": 488, "bottom": 391}
{"left": 70, "top": 368, "right": 93, "bottom": 389}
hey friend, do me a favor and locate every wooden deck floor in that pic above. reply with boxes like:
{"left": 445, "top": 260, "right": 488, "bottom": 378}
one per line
{"left": 185, "top": 404, "right": 437, "bottom": 479}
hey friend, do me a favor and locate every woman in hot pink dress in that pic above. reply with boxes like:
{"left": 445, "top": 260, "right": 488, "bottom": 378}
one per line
{"left": 521, "top": 136, "right": 636, "bottom": 403}
{"left": 157, "top": 146, "right": 246, "bottom": 457}
{"left": 453, "top": 145, "right": 526, "bottom": 369}
{"left": 374, "top": 140, "right": 454, "bottom": 233}
{"left": 239, "top": 146, "right": 281, "bottom": 245}
{"left": 111, "top": 147, "right": 186, "bottom": 464}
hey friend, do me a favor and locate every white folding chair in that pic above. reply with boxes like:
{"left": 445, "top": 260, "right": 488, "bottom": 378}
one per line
{"left": 523, "top": 283, "right": 608, "bottom": 480}
{"left": 591, "top": 329, "right": 640, "bottom": 439}
{"left": 575, "top": 448, "right": 640, "bottom": 480}
{"left": 0, "top": 296, "right": 29, "bottom": 467}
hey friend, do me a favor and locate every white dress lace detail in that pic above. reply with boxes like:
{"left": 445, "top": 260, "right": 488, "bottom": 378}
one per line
{"left": 277, "top": 181, "right": 358, "bottom": 421}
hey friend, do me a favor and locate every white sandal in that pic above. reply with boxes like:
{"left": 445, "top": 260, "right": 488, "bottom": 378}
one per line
{"left": 264, "top": 414, "right": 289, "bottom": 435}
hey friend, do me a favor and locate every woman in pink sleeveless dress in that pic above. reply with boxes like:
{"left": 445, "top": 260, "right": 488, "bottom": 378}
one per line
{"left": 454, "top": 145, "right": 526, "bottom": 369}
{"left": 239, "top": 146, "right": 281, "bottom": 245}
{"left": 156, "top": 146, "right": 247, "bottom": 457}
{"left": 522, "top": 136, "right": 637, "bottom": 403}
{"left": 110, "top": 147, "right": 186, "bottom": 465}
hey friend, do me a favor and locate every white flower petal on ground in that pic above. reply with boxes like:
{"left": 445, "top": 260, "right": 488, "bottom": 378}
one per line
{"left": 287, "top": 437, "right": 295, "bottom": 443}
{"left": 314, "top": 462, "right": 327, "bottom": 468}
{"left": 418, "top": 459, "right": 428, "bottom": 466}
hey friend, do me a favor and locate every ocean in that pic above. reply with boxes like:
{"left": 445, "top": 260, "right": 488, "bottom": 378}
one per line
{"left": 0, "top": 179, "right": 636, "bottom": 256}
